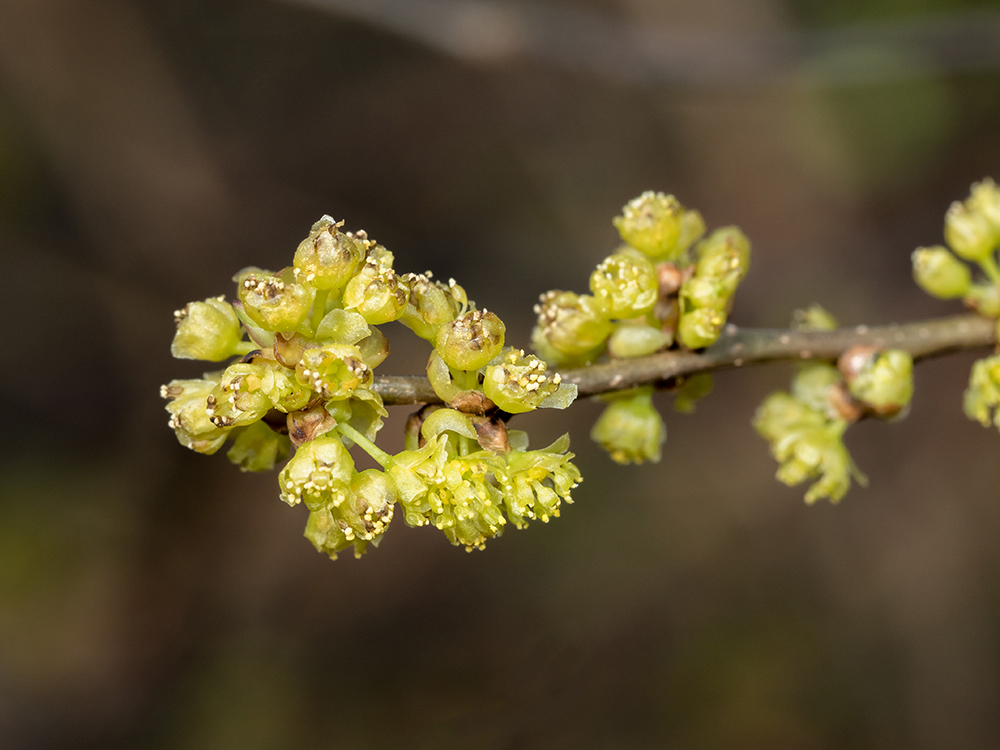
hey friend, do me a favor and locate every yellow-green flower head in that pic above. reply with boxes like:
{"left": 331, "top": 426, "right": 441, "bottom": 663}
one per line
{"left": 296, "top": 343, "right": 373, "bottom": 400}
{"left": 848, "top": 349, "right": 914, "bottom": 417}
{"left": 607, "top": 322, "right": 672, "bottom": 359}
{"left": 293, "top": 216, "right": 371, "bottom": 292}
{"left": 791, "top": 363, "right": 842, "bottom": 415}
{"left": 964, "top": 354, "right": 1000, "bottom": 430}
{"left": 945, "top": 200, "right": 996, "bottom": 262}
{"left": 695, "top": 227, "right": 751, "bottom": 290}
{"left": 206, "top": 363, "right": 274, "bottom": 429}
{"left": 589, "top": 252, "right": 658, "bottom": 318}
{"left": 590, "top": 386, "right": 665, "bottom": 464}
{"left": 533, "top": 291, "right": 613, "bottom": 357}
{"left": 965, "top": 282, "right": 1000, "bottom": 317}
{"left": 236, "top": 269, "right": 314, "bottom": 332}
{"left": 497, "top": 434, "right": 581, "bottom": 528}
{"left": 753, "top": 391, "right": 827, "bottom": 444}
{"left": 305, "top": 468, "right": 397, "bottom": 559}
{"left": 226, "top": 421, "right": 290, "bottom": 472}
{"left": 969, "top": 178, "right": 1000, "bottom": 237}
{"left": 613, "top": 191, "right": 688, "bottom": 260}
{"left": 435, "top": 309, "right": 506, "bottom": 371}
{"left": 171, "top": 296, "right": 245, "bottom": 361}
{"left": 342, "top": 251, "right": 408, "bottom": 325}
{"left": 389, "top": 437, "right": 507, "bottom": 551}
{"left": 398, "top": 272, "right": 469, "bottom": 342}
{"left": 912, "top": 246, "right": 972, "bottom": 300}
{"left": 161, "top": 377, "right": 231, "bottom": 454}
{"left": 483, "top": 348, "right": 562, "bottom": 414}
{"left": 770, "top": 426, "right": 853, "bottom": 504}
{"left": 677, "top": 307, "right": 725, "bottom": 349}
{"left": 258, "top": 360, "right": 312, "bottom": 413}
{"left": 279, "top": 435, "right": 355, "bottom": 510}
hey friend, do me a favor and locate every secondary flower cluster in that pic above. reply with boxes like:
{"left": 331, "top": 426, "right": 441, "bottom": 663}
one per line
{"left": 531, "top": 191, "right": 750, "bottom": 464}
{"left": 912, "top": 179, "right": 1000, "bottom": 432}
{"left": 753, "top": 307, "right": 914, "bottom": 503}
{"left": 162, "top": 217, "right": 581, "bottom": 559}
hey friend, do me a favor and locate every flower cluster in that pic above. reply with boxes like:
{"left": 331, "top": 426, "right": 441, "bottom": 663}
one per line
{"left": 162, "top": 217, "right": 582, "bottom": 559}
{"left": 532, "top": 191, "right": 750, "bottom": 464}
{"left": 912, "top": 179, "right": 1000, "bottom": 434}
{"left": 753, "top": 307, "right": 913, "bottom": 503}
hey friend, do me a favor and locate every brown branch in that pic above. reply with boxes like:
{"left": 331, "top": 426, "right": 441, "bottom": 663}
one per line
{"left": 372, "top": 314, "right": 997, "bottom": 406}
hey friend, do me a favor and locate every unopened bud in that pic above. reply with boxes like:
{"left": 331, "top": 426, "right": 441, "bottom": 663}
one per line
{"left": 677, "top": 307, "right": 725, "bottom": 349}
{"left": 968, "top": 178, "right": 1000, "bottom": 236}
{"left": 171, "top": 297, "right": 245, "bottom": 361}
{"left": 945, "top": 201, "right": 996, "bottom": 262}
{"left": 912, "top": 246, "right": 971, "bottom": 299}
{"left": 964, "top": 354, "right": 1000, "bottom": 429}
{"left": 590, "top": 387, "right": 665, "bottom": 464}
{"left": 607, "top": 322, "right": 672, "bottom": 358}
{"left": 846, "top": 349, "right": 914, "bottom": 417}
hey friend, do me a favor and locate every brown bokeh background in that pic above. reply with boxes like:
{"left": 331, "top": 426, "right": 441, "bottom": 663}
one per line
{"left": 2, "top": 1, "right": 1000, "bottom": 747}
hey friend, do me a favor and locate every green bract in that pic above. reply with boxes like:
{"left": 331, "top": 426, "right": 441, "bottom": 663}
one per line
{"left": 590, "top": 387, "right": 665, "bottom": 465}
{"left": 171, "top": 297, "right": 245, "bottom": 361}
{"left": 912, "top": 246, "right": 972, "bottom": 299}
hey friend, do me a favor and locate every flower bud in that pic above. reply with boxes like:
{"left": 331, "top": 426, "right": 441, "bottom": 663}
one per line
{"left": 206, "top": 363, "right": 274, "bottom": 428}
{"left": 296, "top": 343, "right": 372, "bottom": 400}
{"left": 293, "top": 216, "right": 370, "bottom": 291}
{"left": 791, "top": 363, "right": 842, "bottom": 415}
{"left": 342, "top": 252, "right": 408, "bottom": 325}
{"left": 498, "top": 434, "right": 581, "bottom": 528}
{"left": 968, "top": 178, "right": 1000, "bottom": 237}
{"left": 673, "top": 373, "right": 713, "bottom": 414}
{"left": 589, "top": 252, "right": 658, "bottom": 318}
{"left": 964, "top": 354, "right": 1000, "bottom": 429}
{"left": 161, "top": 377, "right": 231, "bottom": 454}
{"left": 753, "top": 392, "right": 826, "bottom": 444}
{"left": 945, "top": 201, "right": 996, "bottom": 262}
{"left": 792, "top": 304, "right": 838, "bottom": 332}
{"left": 483, "top": 348, "right": 564, "bottom": 414}
{"left": 590, "top": 387, "right": 665, "bottom": 464}
{"left": 171, "top": 296, "right": 245, "bottom": 361}
{"left": 613, "top": 191, "right": 686, "bottom": 259}
{"left": 435, "top": 309, "right": 506, "bottom": 371}
{"left": 279, "top": 435, "right": 355, "bottom": 509}
{"left": 912, "top": 246, "right": 971, "bottom": 299}
{"left": 676, "top": 307, "right": 725, "bottom": 349}
{"left": 236, "top": 269, "right": 313, "bottom": 332}
{"left": 844, "top": 349, "right": 913, "bottom": 417}
{"left": 680, "top": 275, "right": 730, "bottom": 311}
{"left": 226, "top": 421, "right": 290, "bottom": 472}
{"left": 533, "top": 291, "right": 612, "bottom": 357}
{"left": 695, "top": 227, "right": 751, "bottom": 290}
{"left": 397, "top": 272, "right": 468, "bottom": 341}
{"left": 964, "top": 282, "right": 1000, "bottom": 317}
{"left": 607, "top": 322, "right": 672, "bottom": 358}
{"left": 771, "top": 426, "right": 853, "bottom": 504}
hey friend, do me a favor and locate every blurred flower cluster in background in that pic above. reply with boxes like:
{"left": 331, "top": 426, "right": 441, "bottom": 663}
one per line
{"left": 2, "top": 0, "right": 1000, "bottom": 747}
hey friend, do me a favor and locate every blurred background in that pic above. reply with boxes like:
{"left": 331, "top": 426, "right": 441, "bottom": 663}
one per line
{"left": 2, "top": 0, "right": 1000, "bottom": 747}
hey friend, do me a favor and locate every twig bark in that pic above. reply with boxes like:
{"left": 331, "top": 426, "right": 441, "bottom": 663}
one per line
{"left": 372, "top": 313, "right": 997, "bottom": 406}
